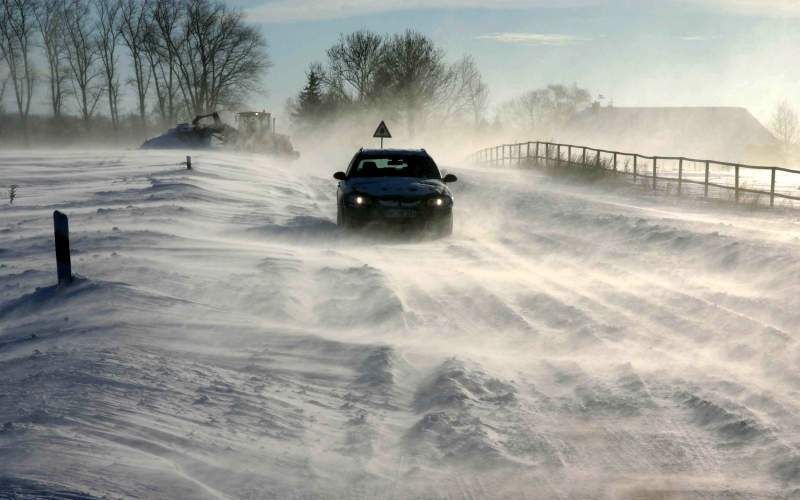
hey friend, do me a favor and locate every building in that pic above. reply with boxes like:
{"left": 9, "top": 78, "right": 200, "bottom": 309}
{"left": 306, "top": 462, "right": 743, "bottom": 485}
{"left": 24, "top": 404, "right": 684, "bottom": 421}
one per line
{"left": 561, "top": 106, "right": 779, "bottom": 163}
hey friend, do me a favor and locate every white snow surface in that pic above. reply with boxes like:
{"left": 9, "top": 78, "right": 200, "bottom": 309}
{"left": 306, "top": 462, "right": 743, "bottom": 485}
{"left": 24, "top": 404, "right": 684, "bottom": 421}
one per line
{"left": 2, "top": 149, "right": 800, "bottom": 499}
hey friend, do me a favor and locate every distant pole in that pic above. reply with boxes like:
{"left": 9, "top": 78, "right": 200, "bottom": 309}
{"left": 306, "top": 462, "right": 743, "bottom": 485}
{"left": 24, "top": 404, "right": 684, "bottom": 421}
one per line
{"left": 770, "top": 168, "right": 776, "bottom": 207}
{"left": 53, "top": 211, "right": 73, "bottom": 286}
{"left": 653, "top": 158, "right": 658, "bottom": 190}
{"left": 381, "top": 137, "right": 384, "bottom": 148}
{"left": 545, "top": 143, "right": 550, "bottom": 168}
{"left": 186, "top": 155, "right": 192, "bottom": 170}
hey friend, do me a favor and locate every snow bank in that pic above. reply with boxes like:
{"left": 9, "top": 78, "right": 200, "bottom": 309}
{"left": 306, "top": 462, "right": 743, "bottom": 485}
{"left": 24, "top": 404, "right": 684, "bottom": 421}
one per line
{"left": 2, "top": 149, "right": 800, "bottom": 498}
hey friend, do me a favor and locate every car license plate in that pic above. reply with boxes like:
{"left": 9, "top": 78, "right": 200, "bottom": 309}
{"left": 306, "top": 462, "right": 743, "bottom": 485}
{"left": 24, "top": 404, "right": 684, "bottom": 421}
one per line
{"left": 384, "top": 208, "right": 416, "bottom": 218}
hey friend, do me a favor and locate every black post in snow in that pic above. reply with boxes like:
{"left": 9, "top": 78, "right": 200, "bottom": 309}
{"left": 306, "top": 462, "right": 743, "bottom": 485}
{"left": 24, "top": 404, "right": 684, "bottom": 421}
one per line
{"left": 53, "top": 210, "right": 73, "bottom": 286}
{"left": 186, "top": 155, "right": 192, "bottom": 169}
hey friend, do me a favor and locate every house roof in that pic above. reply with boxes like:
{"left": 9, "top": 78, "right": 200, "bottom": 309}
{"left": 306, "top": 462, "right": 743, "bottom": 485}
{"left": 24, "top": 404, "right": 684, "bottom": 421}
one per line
{"left": 561, "top": 106, "right": 777, "bottom": 162}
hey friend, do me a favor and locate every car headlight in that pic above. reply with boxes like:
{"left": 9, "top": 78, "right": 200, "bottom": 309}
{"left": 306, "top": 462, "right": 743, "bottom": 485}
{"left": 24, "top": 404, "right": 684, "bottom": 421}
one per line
{"left": 348, "top": 194, "right": 372, "bottom": 207}
{"left": 427, "top": 196, "right": 452, "bottom": 208}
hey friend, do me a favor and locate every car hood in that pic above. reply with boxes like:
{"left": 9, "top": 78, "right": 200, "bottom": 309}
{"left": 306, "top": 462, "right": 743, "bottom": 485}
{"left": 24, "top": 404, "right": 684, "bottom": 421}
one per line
{"left": 349, "top": 178, "right": 448, "bottom": 198}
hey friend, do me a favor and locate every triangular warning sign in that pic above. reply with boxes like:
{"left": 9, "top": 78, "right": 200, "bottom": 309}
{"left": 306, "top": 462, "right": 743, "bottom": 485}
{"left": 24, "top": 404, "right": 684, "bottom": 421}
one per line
{"left": 373, "top": 121, "right": 392, "bottom": 139}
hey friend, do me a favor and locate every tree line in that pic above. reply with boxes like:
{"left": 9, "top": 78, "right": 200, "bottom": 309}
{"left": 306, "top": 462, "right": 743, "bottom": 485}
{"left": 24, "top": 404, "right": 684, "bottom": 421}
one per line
{"left": 0, "top": 0, "right": 269, "bottom": 142}
{"left": 288, "top": 29, "right": 489, "bottom": 137}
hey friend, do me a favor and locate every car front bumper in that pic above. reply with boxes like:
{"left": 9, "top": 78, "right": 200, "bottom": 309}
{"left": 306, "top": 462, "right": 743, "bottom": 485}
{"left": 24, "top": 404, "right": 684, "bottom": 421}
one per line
{"left": 342, "top": 204, "right": 452, "bottom": 226}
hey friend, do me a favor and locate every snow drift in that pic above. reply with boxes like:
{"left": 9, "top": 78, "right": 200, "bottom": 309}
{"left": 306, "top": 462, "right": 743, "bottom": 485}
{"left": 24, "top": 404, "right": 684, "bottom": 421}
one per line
{"left": 1, "top": 149, "right": 800, "bottom": 499}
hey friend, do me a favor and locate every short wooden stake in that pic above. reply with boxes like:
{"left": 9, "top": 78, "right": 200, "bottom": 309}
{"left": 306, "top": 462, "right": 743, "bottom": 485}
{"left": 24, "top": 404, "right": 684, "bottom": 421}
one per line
{"left": 53, "top": 210, "right": 73, "bottom": 286}
{"left": 186, "top": 155, "right": 192, "bottom": 169}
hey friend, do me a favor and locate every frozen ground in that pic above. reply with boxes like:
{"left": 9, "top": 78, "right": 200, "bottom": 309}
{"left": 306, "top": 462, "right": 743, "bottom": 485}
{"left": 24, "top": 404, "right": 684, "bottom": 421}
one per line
{"left": 1, "top": 149, "right": 800, "bottom": 499}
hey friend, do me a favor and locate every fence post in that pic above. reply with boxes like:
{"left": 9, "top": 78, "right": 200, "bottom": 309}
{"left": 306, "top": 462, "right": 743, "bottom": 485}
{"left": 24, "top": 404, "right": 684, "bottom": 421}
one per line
{"left": 770, "top": 168, "right": 776, "bottom": 207}
{"left": 734, "top": 165, "right": 740, "bottom": 203}
{"left": 596, "top": 150, "right": 601, "bottom": 169}
{"left": 582, "top": 147, "right": 587, "bottom": 168}
{"left": 652, "top": 158, "right": 657, "bottom": 190}
{"left": 704, "top": 161, "right": 710, "bottom": 197}
{"left": 633, "top": 155, "right": 638, "bottom": 182}
{"left": 557, "top": 144, "right": 561, "bottom": 167}
{"left": 518, "top": 143, "right": 523, "bottom": 165}
{"left": 545, "top": 143, "right": 550, "bottom": 168}
{"left": 567, "top": 145, "right": 572, "bottom": 166}
{"left": 526, "top": 142, "right": 531, "bottom": 162}
{"left": 613, "top": 152, "right": 617, "bottom": 172}
{"left": 53, "top": 210, "right": 73, "bottom": 286}
{"left": 186, "top": 155, "right": 192, "bottom": 170}
{"left": 678, "top": 158, "right": 683, "bottom": 195}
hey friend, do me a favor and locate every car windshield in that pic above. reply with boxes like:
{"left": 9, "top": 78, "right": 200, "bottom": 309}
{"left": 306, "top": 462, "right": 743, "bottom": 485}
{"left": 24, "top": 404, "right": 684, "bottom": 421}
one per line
{"left": 350, "top": 156, "right": 440, "bottom": 179}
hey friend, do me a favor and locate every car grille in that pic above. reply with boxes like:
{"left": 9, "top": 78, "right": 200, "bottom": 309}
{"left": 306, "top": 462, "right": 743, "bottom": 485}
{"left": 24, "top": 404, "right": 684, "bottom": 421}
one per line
{"left": 377, "top": 199, "right": 421, "bottom": 208}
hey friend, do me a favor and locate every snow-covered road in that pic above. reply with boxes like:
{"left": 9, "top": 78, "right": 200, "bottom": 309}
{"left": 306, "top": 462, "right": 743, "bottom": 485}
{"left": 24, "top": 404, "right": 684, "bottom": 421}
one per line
{"left": 1, "top": 150, "right": 800, "bottom": 499}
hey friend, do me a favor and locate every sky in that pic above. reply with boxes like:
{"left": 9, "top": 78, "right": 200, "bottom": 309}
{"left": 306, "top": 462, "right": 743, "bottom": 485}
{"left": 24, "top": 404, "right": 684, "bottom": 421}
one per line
{"left": 227, "top": 0, "right": 800, "bottom": 125}
{"left": 2, "top": 0, "right": 799, "bottom": 126}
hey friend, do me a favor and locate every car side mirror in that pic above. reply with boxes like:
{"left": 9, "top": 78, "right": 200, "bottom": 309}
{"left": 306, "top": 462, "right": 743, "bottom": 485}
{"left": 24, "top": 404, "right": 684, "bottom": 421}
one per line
{"left": 443, "top": 174, "right": 458, "bottom": 183}
{"left": 333, "top": 171, "right": 347, "bottom": 181}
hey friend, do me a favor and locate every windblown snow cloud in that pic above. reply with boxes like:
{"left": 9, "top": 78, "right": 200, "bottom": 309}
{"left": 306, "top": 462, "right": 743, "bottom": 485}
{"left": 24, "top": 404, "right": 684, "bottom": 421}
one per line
{"left": 477, "top": 32, "right": 592, "bottom": 45}
{"left": 685, "top": 0, "right": 800, "bottom": 16}
{"left": 678, "top": 35, "right": 721, "bottom": 41}
{"left": 244, "top": 0, "right": 596, "bottom": 23}
{"left": 243, "top": 0, "right": 800, "bottom": 23}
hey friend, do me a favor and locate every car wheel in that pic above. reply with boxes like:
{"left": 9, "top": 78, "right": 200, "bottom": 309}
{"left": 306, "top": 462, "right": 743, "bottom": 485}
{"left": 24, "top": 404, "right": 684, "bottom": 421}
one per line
{"left": 338, "top": 207, "right": 361, "bottom": 230}
{"left": 434, "top": 215, "right": 453, "bottom": 238}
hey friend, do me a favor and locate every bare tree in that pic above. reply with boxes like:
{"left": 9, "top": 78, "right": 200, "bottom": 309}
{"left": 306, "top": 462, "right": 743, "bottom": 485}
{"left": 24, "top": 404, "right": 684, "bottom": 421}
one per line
{"left": 95, "top": 0, "right": 123, "bottom": 132}
{"left": 146, "top": 0, "right": 181, "bottom": 125}
{"left": 326, "top": 29, "right": 384, "bottom": 103}
{"left": 0, "top": 72, "right": 8, "bottom": 114}
{"left": 120, "top": 0, "right": 150, "bottom": 134}
{"left": 64, "top": 0, "right": 104, "bottom": 124}
{"left": 497, "top": 84, "right": 591, "bottom": 136}
{"left": 34, "top": 0, "right": 68, "bottom": 119}
{"left": 377, "top": 30, "right": 449, "bottom": 135}
{"left": 0, "top": 0, "right": 37, "bottom": 134}
{"left": 169, "top": 0, "right": 270, "bottom": 116}
{"left": 770, "top": 100, "right": 799, "bottom": 148}
{"left": 438, "top": 55, "right": 488, "bottom": 127}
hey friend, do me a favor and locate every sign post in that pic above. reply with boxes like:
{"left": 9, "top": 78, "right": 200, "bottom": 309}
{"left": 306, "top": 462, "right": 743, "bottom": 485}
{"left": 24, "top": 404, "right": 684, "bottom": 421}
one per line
{"left": 373, "top": 121, "right": 392, "bottom": 148}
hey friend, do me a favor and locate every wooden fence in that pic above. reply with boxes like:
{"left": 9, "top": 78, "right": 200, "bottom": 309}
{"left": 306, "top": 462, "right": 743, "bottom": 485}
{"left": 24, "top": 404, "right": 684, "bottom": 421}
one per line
{"left": 468, "top": 141, "right": 800, "bottom": 208}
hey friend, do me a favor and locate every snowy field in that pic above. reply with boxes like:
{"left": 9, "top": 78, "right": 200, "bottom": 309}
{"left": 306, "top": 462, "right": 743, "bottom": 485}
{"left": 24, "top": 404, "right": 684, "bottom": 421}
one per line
{"left": 2, "top": 149, "right": 800, "bottom": 499}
